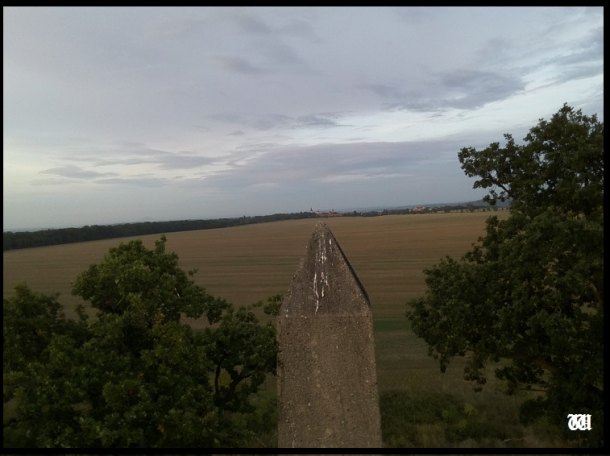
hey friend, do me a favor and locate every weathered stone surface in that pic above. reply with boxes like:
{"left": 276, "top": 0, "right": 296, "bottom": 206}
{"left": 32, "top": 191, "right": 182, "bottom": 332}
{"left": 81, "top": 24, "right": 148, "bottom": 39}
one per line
{"left": 277, "top": 223, "right": 382, "bottom": 448}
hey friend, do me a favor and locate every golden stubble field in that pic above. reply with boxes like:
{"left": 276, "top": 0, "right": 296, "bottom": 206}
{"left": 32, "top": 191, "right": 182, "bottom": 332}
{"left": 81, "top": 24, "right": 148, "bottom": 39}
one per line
{"left": 3, "top": 211, "right": 509, "bottom": 394}
{"left": 3, "top": 211, "right": 506, "bottom": 316}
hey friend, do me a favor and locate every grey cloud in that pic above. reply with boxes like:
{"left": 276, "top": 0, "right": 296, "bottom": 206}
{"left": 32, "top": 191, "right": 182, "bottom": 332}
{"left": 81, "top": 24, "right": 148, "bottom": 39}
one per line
{"left": 475, "top": 38, "right": 512, "bottom": 65}
{"left": 278, "top": 18, "right": 320, "bottom": 40}
{"left": 210, "top": 112, "right": 343, "bottom": 131}
{"left": 295, "top": 114, "right": 342, "bottom": 128}
{"left": 4, "top": 8, "right": 173, "bottom": 85}
{"left": 95, "top": 177, "right": 168, "bottom": 187}
{"left": 234, "top": 12, "right": 274, "bottom": 35}
{"left": 315, "top": 171, "right": 413, "bottom": 184}
{"left": 544, "top": 27, "right": 603, "bottom": 82}
{"left": 31, "top": 177, "right": 77, "bottom": 186}
{"left": 209, "top": 112, "right": 289, "bottom": 130}
{"left": 555, "top": 63, "right": 603, "bottom": 84}
{"left": 439, "top": 70, "right": 524, "bottom": 109}
{"left": 583, "top": 6, "right": 603, "bottom": 16}
{"left": 157, "top": 154, "right": 214, "bottom": 170}
{"left": 207, "top": 139, "right": 460, "bottom": 190}
{"left": 213, "top": 55, "right": 263, "bottom": 74}
{"left": 147, "top": 9, "right": 316, "bottom": 75}
{"left": 251, "top": 114, "right": 292, "bottom": 130}
{"left": 366, "top": 84, "right": 404, "bottom": 99}
{"left": 508, "top": 22, "right": 603, "bottom": 87}
{"left": 555, "top": 44, "right": 603, "bottom": 67}
{"left": 94, "top": 157, "right": 152, "bottom": 166}
{"left": 263, "top": 41, "right": 303, "bottom": 65}
{"left": 228, "top": 11, "right": 309, "bottom": 68}
{"left": 209, "top": 112, "right": 244, "bottom": 124}
{"left": 39, "top": 165, "right": 116, "bottom": 179}
{"left": 75, "top": 147, "right": 215, "bottom": 171}
{"left": 233, "top": 10, "right": 319, "bottom": 41}
{"left": 367, "top": 69, "right": 524, "bottom": 111}
{"left": 147, "top": 16, "right": 208, "bottom": 41}
{"left": 393, "top": 7, "right": 435, "bottom": 25}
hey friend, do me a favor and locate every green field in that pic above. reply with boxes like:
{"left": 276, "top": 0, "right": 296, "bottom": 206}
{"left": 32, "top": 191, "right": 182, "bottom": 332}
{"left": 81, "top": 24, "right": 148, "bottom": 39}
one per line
{"left": 3, "top": 211, "right": 570, "bottom": 447}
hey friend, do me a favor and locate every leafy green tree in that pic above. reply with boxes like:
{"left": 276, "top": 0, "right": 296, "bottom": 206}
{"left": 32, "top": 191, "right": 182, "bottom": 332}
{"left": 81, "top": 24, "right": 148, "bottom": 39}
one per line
{"left": 3, "top": 236, "right": 278, "bottom": 448}
{"left": 3, "top": 284, "right": 87, "bottom": 373}
{"left": 406, "top": 105, "right": 603, "bottom": 446}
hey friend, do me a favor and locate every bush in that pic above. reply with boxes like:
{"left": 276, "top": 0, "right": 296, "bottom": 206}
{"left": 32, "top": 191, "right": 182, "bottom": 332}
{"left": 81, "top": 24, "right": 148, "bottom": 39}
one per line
{"left": 380, "top": 390, "right": 522, "bottom": 448}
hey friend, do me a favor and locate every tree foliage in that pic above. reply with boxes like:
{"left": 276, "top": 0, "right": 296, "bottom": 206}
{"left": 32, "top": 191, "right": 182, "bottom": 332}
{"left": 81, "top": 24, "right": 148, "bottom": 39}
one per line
{"left": 406, "top": 105, "right": 603, "bottom": 446}
{"left": 3, "top": 236, "right": 278, "bottom": 448}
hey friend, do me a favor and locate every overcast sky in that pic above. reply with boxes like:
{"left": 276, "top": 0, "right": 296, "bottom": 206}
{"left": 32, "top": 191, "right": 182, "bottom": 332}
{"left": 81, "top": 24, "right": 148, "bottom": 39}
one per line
{"left": 3, "top": 7, "right": 603, "bottom": 231}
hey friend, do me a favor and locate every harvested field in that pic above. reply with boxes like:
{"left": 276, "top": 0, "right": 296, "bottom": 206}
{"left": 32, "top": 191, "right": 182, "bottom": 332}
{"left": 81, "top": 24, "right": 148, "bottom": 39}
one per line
{"left": 3, "top": 211, "right": 506, "bottom": 321}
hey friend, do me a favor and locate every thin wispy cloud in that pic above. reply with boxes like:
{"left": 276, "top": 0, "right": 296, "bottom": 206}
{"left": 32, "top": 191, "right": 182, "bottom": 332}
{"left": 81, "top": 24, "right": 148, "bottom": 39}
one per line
{"left": 214, "top": 55, "right": 264, "bottom": 74}
{"left": 39, "top": 165, "right": 116, "bottom": 180}
{"left": 95, "top": 177, "right": 169, "bottom": 188}
{"left": 65, "top": 147, "right": 218, "bottom": 171}
{"left": 204, "top": 139, "right": 461, "bottom": 191}
{"left": 367, "top": 70, "right": 525, "bottom": 112}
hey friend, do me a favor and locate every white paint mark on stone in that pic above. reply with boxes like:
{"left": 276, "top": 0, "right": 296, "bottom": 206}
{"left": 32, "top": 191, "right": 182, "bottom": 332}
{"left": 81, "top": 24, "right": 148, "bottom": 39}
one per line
{"left": 312, "top": 232, "right": 335, "bottom": 314}
{"left": 317, "top": 237, "right": 327, "bottom": 264}
{"left": 314, "top": 271, "right": 320, "bottom": 313}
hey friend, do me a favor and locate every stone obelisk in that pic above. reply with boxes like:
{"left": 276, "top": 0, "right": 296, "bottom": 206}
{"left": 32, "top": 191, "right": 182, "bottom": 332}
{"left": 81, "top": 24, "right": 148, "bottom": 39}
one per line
{"left": 277, "top": 223, "right": 382, "bottom": 448}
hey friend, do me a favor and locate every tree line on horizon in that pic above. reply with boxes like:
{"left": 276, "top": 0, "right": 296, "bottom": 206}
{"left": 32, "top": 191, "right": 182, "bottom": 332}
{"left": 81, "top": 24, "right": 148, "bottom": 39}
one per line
{"left": 3, "top": 212, "right": 317, "bottom": 251}
{"left": 3, "top": 201, "right": 509, "bottom": 252}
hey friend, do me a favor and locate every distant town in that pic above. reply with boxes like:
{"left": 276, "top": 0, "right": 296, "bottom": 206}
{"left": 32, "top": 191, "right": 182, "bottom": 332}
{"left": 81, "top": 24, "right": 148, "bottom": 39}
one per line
{"left": 311, "top": 198, "right": 511, "bottom": 218}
